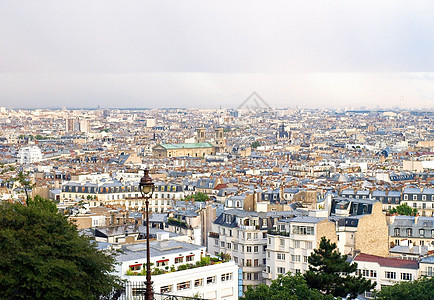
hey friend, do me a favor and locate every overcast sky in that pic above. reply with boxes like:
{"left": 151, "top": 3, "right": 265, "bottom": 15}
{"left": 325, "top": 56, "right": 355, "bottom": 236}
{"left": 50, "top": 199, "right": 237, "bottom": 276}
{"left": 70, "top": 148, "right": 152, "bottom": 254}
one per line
{"left": 1, "top": 1, "right": 433, "bottom": 109}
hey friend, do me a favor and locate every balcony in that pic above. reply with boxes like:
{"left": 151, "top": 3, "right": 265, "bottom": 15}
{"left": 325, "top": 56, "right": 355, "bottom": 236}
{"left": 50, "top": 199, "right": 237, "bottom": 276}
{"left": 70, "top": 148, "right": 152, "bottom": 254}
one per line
{"left": 238, "top": 225, "right": 257, "bottom": 231}
{"left": 209, "top": 232, "right": 219, "bottom": 238}
{"left": 267, "top": 229, "right": 290, "bottom": 236}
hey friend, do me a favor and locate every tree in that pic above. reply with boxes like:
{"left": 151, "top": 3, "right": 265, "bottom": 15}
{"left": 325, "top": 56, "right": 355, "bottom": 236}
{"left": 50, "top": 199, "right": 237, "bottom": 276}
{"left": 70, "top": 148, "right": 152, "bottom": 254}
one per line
{"left": 242, "top": 273, "right": 334, "bottom": 300}
{"left": 0, "top": 196, "right": 121, "bottom": 299}
{"left": 388, "top": 203, "right": 418, "bottom": 216}
{"left": 184, "top": 192, "right": 210, "bottom": 202}
{"left": 374, "top": 276, "right": 434, "bottom": 300}
{"left": 304, "top": 237, "right": 376, "bottom": 299}
{"left": 251, "top": 141, "right": 261, "bottom": 148}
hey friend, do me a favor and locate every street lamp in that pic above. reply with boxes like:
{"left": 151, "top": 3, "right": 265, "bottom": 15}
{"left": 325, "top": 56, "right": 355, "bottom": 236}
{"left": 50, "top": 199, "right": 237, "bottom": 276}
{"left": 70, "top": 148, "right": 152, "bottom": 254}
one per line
{"left": 139, "top": 169, "right": 155, "bottom": 300}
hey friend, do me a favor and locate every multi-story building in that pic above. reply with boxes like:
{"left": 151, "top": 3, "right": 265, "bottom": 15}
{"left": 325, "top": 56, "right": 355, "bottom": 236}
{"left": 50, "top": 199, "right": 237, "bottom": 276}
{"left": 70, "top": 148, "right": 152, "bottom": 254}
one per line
{"left": 17, "top": 145, "right": 42, "bottom": 164}
{"left": 264, "top": 215, "right": 338, "bottom": 283}
{"left": 402, "top": 188, "right": 434, "bottom": 217}
{"left": 61, "top": 177, "right": 183, "bottom": 213}
{"left": 208, "top": 209, "right": 283, "bottom": 292}
{"left": 116, "top": 234, "right": 239, "bottom": 300}
{"left": 353, "top": 253, "right": 419, "bottom": 298}
{"left": 388, "top": 216, "right": 434, "bottom": 247}
{"left": 153, "top": 143, "right": 215, "bottom": 158}
{"left": 330, "top": 198, "right": 389, "bottom": 257}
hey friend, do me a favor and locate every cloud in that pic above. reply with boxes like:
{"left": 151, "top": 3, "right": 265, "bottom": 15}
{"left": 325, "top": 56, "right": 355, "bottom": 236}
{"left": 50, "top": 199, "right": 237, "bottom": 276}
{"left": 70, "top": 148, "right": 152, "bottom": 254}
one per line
{"left": 0, "top": 0, "right": 433, "bottom": 73}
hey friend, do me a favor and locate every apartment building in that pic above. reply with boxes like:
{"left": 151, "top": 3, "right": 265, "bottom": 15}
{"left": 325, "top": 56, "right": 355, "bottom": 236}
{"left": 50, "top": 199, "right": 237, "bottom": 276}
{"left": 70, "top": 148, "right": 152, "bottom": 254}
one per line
{"left": 208, "top": 209, "right": 278, "bottom": 292}
{"left": 264, "top": 215, "right": 337, "bottom": 283}
{"left": 353, "top": 253, "right": 419, "bottom": 297}
{"left": 402, "top": 188, "right": 434, "bottom": 217}
{"left": 331, "top": 198, "right": 389, "bottom": 257}
{"left": 389, "top": 216, "right": 434, "bottom": 247}
{"left": 61, "top": 178, "right": 184, "bottom": 213}
{"left": 116, "top": 235, "right": 239, "bottom": 300}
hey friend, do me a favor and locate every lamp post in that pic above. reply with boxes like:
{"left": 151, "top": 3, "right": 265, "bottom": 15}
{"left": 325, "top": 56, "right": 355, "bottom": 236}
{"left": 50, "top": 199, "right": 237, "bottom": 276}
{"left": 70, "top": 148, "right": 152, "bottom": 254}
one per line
{"left": 139, "top": 169, "right": 155, "bottom": 300}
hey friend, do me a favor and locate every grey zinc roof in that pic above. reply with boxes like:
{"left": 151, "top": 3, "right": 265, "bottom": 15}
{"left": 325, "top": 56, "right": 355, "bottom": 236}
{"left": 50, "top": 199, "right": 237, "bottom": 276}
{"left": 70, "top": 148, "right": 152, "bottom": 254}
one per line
{"left": 116, "top": 239, "right": 205, "bottom": 262}
{"left": 403, "top": 188, "right": 421, "bottom": 194}
{"left": 289, "top": 216, "right": 326, "bottom": 224}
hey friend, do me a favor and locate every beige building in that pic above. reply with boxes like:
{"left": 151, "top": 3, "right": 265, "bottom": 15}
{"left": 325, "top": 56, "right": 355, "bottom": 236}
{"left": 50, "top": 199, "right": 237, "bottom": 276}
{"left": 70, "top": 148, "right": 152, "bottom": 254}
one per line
{"left": 153, "top": 143, "right": 215, "bottom": 158}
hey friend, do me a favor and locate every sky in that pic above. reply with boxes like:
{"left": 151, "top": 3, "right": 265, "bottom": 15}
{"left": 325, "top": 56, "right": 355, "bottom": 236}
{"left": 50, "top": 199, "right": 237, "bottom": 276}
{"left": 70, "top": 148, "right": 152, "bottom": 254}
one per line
{"left": 0, "top": 0, "right": 434, "bottom": 109}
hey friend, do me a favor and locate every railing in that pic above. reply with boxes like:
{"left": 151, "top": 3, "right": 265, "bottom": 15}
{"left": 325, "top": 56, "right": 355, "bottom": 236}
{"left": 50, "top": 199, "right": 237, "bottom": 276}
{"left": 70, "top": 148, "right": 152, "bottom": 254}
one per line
{"left": 209, "top": 232, "right": 219, "bottom": 238}
{"left": 267, "top": 229, "right": 290, "bottom": 236}
{"left": 100, "top": 282, "right": 206, "bottom": 299}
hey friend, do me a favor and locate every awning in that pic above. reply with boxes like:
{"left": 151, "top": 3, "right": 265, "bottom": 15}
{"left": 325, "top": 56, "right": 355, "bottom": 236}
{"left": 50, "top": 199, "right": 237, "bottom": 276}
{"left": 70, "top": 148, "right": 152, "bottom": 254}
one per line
{"left": 156, "top": 259, "right": 169, "bottom": 263}
{"left": 129, "top": 264, "right": 142, "bottom": 268}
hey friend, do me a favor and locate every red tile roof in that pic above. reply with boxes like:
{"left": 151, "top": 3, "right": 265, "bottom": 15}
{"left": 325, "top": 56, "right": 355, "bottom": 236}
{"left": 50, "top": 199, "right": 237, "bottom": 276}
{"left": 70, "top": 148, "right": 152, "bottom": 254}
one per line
{"left": 354, "top": 253, "right": 419, "bottom": 269}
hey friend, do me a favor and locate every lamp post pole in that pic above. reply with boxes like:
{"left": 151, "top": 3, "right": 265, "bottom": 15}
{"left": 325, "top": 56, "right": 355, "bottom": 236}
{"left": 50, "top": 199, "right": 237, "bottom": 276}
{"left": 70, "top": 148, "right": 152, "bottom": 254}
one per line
{"left": 140, "top": 169, "right": 154, "bottom": 300}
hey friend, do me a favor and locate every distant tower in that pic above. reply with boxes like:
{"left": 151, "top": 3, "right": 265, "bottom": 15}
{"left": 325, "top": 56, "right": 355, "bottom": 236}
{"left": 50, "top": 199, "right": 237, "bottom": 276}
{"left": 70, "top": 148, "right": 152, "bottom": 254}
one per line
{"left": 214, "top": 128, "right": 226, "bottom": 153}
{"left": 197, "top": 127, "right": 206, "bottom": 143}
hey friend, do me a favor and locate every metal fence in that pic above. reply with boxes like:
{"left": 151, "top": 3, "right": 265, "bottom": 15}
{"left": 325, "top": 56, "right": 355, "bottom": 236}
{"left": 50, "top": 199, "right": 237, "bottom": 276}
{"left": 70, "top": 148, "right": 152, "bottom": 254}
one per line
{"left": 100, "top": 282, "right": 205, "bottom": 300}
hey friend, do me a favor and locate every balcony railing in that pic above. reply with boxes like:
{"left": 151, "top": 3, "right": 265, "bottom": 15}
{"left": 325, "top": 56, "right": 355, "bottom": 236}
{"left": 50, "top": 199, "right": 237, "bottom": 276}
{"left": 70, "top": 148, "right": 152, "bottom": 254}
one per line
{"left": 100, "top": 282, "right": 206, "bottom": 299}
{"left": 267, "top": 229, "right": 290, "bottom": 236}
{"left": 209, "top": 232, "right": 219, "bottom": 238}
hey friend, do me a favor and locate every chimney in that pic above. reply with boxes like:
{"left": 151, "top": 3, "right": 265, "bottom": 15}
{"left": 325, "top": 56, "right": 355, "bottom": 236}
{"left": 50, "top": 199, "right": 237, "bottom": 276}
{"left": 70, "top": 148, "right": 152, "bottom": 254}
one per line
{"left": 110, "top": 212, "right": 115, "bottom": 225}
{"left": 156, "top": 232, "right": 170, "bottom": 241}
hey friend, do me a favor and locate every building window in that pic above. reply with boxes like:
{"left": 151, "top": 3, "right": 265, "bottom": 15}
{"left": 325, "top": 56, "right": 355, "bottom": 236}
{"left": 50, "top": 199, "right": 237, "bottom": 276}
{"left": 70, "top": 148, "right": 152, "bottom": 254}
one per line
{"left": 221, "top": 241, "right": 225, "bottom": 248}
{"left": 132, "top": 288, "right": 146, "bottom": 296}
{"left": 246, "top": 259, "right": 252, "bottom": 267}
{"left": 407, "top": 228, "right": 412, "bottom": 237}
{"left": 177, "top": 281, "right": 191, "bottom": 290}
{"left": 385, "top": 271, "right": 396, "bottom": 279}
{"left": 277, "top": 267, "right": 286, "bottom": 274}
{"left": 194, "top": 279, "right": 203, "bottom": 287}
{"left": 292, "top": 255, "right": 301, "bottom": 262}
{"left": 221, "top": 273, "right": 233, "bottom": 282}
{"left": 254, "top": 246, "right": 259, "bottom": 253}
{"left": 292, "top": 225, "right": 314, "bottom": 235}
{"left": 246, "top": 246, "right": 252, "bottom": 253}
{"left": 404, "top": 194, "right": 408, "bottom": 200}
{"left": 160, "top": 285, "right": 172, "bottom": 293}
{"left": 413, "top": 195, "right": 417, "bottom": 200}
{"left": 305, "top": 241, "right": 313, "bottom": 249}
{"left": 234, "top": 256, "right": 238, "bottom": 263}
{"left": 227, "top": 242, "right": 231, "bottom": 249}
{"left": 280, "top": 238, "right": 285, "bottom": 246}
{"left": 268, "top": 238, "right": 271, "bottom": 244}
{"left": 234, "top": 243, "right": 238, "bottom": 251}
{"left": 247, "top": 233, "right": 251, "bottom": 240}
{"left": 254, "top": 259, "right": 259, "bottom": 267}
{"left": 186, "top": 255, "right": 194, "bottom": 262}
{"left": 420, "top": 229, "right": 425, "bottom": 237}
{"left": 401, "top": 273, "right": 412, "bottom": 281}
{"left": 293, "top": 240, "right": 300, "bottom": 248}
{"left": 277, "top": 253, "right": 286, "bottom": 260}
{"left": 206, "top": 276, "right": 216, "bottom": 285}
{"left": 394, "top": 228, "right": 400, "bottom": 237}
{"left": 370, "top": 270, "right": 377, "bottom": 277}
{"left": 304, "top": 256, "right": 308, "bottom": 263}
{"left": 175, "top": 257, "right": 183, "bottom": 264}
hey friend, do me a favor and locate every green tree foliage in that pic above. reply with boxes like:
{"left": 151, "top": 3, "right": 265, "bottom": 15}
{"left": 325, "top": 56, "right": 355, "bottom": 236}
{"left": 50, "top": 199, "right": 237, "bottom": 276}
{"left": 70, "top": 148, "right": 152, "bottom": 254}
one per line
{"left": 388, "top": 203, "right": 418, "bottom": 216}
{"left": 304, "top": 237, "right": 376, "bottom": 299}
{"left": 185, "top": 192, "right": 210, "bottom": 202}
{"left": 242, "top": 273, "right": 334, "bottom": 300}
{"left": 251, "top": 141, "right": 261, "bottom": 148}
{"left": 0, "top": 196, "right": 121, "bottom": 299}
{"left": 374, "top": 276, "right": 434, "bottom": 300}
